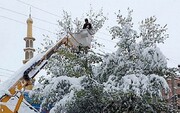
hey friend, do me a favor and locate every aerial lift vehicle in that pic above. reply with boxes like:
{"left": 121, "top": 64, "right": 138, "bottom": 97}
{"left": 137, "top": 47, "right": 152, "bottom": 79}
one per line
{"left": 0, "top": 30, "right": 92, "bottom": 113}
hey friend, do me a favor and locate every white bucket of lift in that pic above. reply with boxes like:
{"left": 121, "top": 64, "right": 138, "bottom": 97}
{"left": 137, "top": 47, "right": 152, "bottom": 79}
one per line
{"left": 68, "top": 29, "right": 92, "bottom": 49}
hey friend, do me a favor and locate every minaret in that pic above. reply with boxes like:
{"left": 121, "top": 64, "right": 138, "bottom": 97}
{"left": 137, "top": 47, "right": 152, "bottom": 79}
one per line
{"left": 23, "top": 14, "right": 35, "bottom": 64}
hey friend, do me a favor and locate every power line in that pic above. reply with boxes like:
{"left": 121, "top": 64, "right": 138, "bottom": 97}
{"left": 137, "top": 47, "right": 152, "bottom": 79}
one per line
{"left": 0, "top": 15, "right": 117, "bottom": 54}
{"left": 0, "top": 67, "right": 15, "bottom": 72}
{"left": 2, "top": 1, "right": 117, "bottom": 43}
{"left": 0, "top": 74, "right": 12, "bottom": 77}
{"left": 15, "top": 0, "right": 115, "bottom": 39}
{"left": 33, "top": 17, "right": 58, "bottom": 26}
{"left": 0, "top": 71, "right": 13, "bottom": 76}
{"left": 91, "top": 43, "right": 116, "bottom": 53}
{"left": 0, "top": 75, "right": 11, "bottom": 77}
{"left": 16, "top": 0, "right": 62, "bottom": 18}
{"left": 0, "top": 15, "right": 24, "bottom": 24}
{"left": 15, "top": 0, "right": 114, "bottom": 37}
{"left": 97, "top": 31, "right": 120, "bottom": 42}
{"left": 167, "top": 57, "right": 180, "bottom": 67}
{"left": 98, "top": 31, "right": 112, "bottom": 37}
{"left": 95, "top": 48, "right": 115, "bottom": 54}
{"left": 0, "top": 15, "right": 56, "bottom": 34}
{"left": 99, "top": 46, "right": 116, "bottom": 52}
{"left": 94, "top": 36, "right": 117, "bottom": 44}
{"left": 33, "top": 25, "right": 56, "bottom": 34}
{"left": 0, "top": 14, "right": 116, "bottom": 44}
{"left": 11, "top": 1, "right": 115, "bottom": 39}
{"left": 0, "top": 6, "right": 27, "bottom": 16}
{"left": 15, "top": 0, "right": 120, "bottom": 44}
{"left": 0, "top": 68, "right": 14, "bottom": 77}
{"left": 0, "top": 13, "right": 115, "bottom": 42}
{"left": 0, "top": 4, "right": 118, "bottom": 51}
{"left": 0, "top": 6, "right": 58, "bottom": 26}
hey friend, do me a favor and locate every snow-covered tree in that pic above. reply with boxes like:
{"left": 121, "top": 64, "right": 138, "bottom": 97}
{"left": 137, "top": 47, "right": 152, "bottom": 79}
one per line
{"left": 96, "top": 9, "right": 169, "bottom": 93}
{"left": 94, "top": 9, "right": 173, "bottom": 112}
{"left": 30, "top": 8, "right": 106, "bottom": 112}
{"left": 30, "top": 8, "right": 176, "bottom": 113}
{"left": 57, "top": 7, "right": 107, "bottom": 35}
{"left": 65, "top": 9, "right": 174, "bottom": 113}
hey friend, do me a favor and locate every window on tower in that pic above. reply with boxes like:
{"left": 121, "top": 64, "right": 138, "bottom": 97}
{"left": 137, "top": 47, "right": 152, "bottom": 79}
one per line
{"left": 26, "top": 40, "right": 30, "bottom": 47}
{"left": 30, "top": 40, "right": 33, "bottom": 47}
{"left": 25, "top": 51, "right": 29, "bottom": 59}
{"left": 29, "top": 51, "right": 33, "bottom": 58}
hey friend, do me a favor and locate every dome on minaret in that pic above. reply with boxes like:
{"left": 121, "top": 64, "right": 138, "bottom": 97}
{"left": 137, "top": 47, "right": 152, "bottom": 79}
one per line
{"left": 26, "top": 14, "right": 33, "bottom": 24}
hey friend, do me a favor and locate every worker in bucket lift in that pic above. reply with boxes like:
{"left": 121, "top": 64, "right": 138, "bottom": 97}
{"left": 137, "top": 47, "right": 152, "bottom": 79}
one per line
{"left": 76, "top": 18, "right": 92, "bottom": 54}
{"left": 83, "top": 18, "right": 93, "bottom": 35}
{"left": 83, "top": 18, "right": 92, "bottom": 30}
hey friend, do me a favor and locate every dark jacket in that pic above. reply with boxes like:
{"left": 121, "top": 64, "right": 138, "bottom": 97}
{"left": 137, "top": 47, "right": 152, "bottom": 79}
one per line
{"left": 83, "top": 22, "right": 92, "bottom": 30}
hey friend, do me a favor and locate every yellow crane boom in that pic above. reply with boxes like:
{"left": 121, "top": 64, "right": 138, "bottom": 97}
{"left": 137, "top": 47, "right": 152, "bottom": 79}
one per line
{"left": 0, "top": 30, "right": 92, "bottom": 113}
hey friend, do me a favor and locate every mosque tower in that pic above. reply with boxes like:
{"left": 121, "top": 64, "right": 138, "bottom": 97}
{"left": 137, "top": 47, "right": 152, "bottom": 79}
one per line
{"left": 23, "top": 14, "right": 35, "bottom": 64}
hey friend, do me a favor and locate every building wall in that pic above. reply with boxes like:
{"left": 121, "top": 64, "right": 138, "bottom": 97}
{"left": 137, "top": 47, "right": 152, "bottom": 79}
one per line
{"left": 163, "top": 77, "right": 180, "bottom": 111}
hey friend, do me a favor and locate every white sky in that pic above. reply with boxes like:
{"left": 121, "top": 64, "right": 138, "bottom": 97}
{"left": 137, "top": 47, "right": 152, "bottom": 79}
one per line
{"left": 0, "top": 0, "right": 180, "bottom": 82}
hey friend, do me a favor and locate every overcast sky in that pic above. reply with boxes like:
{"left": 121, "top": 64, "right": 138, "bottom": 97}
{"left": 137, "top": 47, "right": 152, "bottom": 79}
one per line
{"left": 0, "top": 0, "right": 180, "bottom": 82}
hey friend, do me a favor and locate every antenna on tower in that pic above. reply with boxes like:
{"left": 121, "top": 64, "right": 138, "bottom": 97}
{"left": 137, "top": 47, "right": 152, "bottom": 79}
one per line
{"left": 29, "top": 7, "right": 31, "bottom": 17}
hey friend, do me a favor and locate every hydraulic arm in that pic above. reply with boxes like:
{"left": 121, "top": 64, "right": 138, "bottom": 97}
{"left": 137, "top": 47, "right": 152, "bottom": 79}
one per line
{"left": 0, "top": 34, "right": 68, "bottom": 113}
{"left": 0, "top": 30, "right": 92, "bottom": 113}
